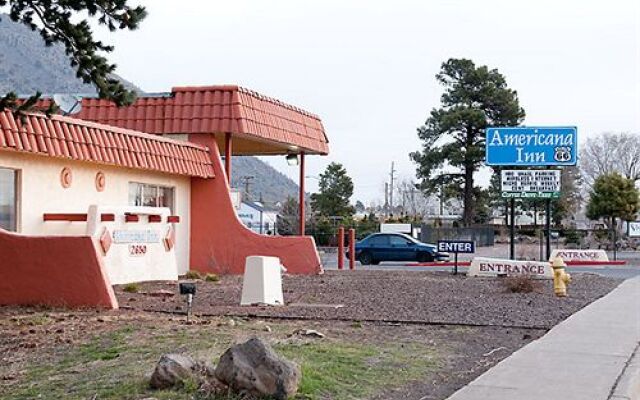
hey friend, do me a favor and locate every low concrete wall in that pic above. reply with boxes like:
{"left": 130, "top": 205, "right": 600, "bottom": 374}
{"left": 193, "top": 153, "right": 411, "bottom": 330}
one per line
{"left": 0, "top": 228, "right": 118, "bottom": 308}
{"left": 189, "top": 134, "right": 322, "bottom": 275}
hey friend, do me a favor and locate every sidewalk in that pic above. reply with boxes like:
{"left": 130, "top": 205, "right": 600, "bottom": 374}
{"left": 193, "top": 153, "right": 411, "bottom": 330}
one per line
{"left": 447, "top": 276, "right": 640, "bottom": 400}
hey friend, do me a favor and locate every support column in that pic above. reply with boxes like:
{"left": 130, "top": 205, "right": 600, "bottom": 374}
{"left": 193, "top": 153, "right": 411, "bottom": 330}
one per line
{"left": 224, "top": 132, "right": 232, "bottom": 184}
{"left": 299, "top": 152, "right": 306, "bottom": 236}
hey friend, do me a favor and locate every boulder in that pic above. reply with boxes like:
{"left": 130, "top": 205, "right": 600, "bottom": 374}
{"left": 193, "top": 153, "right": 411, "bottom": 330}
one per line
{"left": 149, "top": 353, "right": 196, "bottom": 389}
{"left": 215, "top": 337, "right": 300, "bottom": 400}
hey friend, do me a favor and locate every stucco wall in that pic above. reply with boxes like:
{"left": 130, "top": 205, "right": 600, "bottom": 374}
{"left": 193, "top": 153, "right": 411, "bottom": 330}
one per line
{"left": 0, "top": 228, "right": 118, "bottom": 308}
{"left": 189, "top": 134, "right": 323, "bottom": 275}
{"left": 0, "top": 151, "right": 192, "bottom": 274}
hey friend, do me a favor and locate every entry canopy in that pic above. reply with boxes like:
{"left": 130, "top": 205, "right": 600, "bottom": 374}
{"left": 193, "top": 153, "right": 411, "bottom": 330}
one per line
{"left": 36, "top": 86, "right": 329, "bottom": 156}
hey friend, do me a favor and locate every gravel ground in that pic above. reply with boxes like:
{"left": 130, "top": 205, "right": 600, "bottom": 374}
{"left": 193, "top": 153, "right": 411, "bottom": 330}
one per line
{"left": 0, "top": 308, "right": 546, "bottom": 400}
{"left": 117, "top": 270, "right": 622, "bottom": 329}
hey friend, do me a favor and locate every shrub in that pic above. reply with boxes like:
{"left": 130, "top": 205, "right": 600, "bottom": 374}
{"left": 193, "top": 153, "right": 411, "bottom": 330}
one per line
{"left": 204, "top": 273, "right": 220, "bottom": 282}
{"left": 502, "top": 275, "right": 542, "bottom": 293}
{"left": 564, "top": 229, "right": 582, "bottom": 245}
{"left": 122, "top": 283, "right": 140, "bottom": 293}
{"left": 185, "top": 270, "right": 203, "bottom": 280}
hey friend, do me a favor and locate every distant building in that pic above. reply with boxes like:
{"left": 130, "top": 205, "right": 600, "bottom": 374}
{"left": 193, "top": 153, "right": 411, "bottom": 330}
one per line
{"left": 237, "top": 201, "right": 279, "bottom": 235}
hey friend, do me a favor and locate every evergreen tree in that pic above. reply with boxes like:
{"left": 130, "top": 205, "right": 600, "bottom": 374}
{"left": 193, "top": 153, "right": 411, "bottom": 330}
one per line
{"left": 411, "top": 58, "right": 525, "bottom": 226}
{"left": 311, "top": 162, "right": 355, "bottom": 217}
{"left": 0, "top": 0, "right": 147, "bottom": 113}
{"left": 586, "top": 172, "right": 639, "bottom": 227}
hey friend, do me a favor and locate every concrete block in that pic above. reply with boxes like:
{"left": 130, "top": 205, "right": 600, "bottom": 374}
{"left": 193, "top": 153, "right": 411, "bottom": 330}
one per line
{"left": 240, "top": 256, "right": 284, "bottom": 306}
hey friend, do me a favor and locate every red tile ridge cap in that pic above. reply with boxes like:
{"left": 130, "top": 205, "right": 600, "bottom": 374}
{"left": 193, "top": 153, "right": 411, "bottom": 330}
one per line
{"left": 170, "top": 85, "right": 322, "bottom": 121}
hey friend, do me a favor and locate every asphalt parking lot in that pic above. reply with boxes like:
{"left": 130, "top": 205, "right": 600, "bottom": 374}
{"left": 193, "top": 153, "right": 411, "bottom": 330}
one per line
{"left": 320, "top": 245, "right": 640, "bottom": 280}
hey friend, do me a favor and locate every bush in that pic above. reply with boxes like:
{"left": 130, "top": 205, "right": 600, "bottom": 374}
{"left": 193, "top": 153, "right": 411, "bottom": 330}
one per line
{"left": 502, "top": 275, "right": 542, "bottom": 293}
{"left": 122, "top": 283, "right": 140, "bottom": 293}
{"left": 204, "top": 273, "right": 220, "bottom": 282}
{"left": 564, "top": 228, "right": 582, "bottom": 245}
{"left": 185, "top": 270, "right": 203, "bottom": 280}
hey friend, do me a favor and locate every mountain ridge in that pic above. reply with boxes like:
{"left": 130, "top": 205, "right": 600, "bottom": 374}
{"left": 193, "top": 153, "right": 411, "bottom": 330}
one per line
{"left": 0, "top": 15, "right": 299, "bottom": 205}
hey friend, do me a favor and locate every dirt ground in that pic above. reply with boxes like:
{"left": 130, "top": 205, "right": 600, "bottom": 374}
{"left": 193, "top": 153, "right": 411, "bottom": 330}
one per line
{"left": 117, "top": 270, "right": 621, "bottom": 329}
{"left": 0, "top": 270, "right": 623, "bottom": 400}
{"left": 0, "top": 308, "right": 544, "bottom": 400}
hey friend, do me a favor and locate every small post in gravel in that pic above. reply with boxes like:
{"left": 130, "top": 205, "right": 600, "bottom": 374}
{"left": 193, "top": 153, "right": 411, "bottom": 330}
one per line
{"left": 337, "top": 226, "right": 345, "bottom": 270}
{"left": 348, "top": 228, "right": 356, "bottom": 270}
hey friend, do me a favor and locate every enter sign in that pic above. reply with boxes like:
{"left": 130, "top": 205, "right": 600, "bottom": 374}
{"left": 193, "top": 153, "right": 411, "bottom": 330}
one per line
{"left": 437, "top": 240, "right": 476, "bottom": 254}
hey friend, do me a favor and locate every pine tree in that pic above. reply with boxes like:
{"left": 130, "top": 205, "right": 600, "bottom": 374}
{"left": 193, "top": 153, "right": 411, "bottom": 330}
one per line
{"left": 0, "top": 0, "right": 147, "bottom": 113}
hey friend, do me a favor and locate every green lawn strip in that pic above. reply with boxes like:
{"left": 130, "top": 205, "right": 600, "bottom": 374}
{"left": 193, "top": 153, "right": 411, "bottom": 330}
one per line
{"left": 4, "top": 324, "right": 232, "bottom": 400}
{"left": 4, "top": 323, "right": 439, "bottom": 400}
{"left": 276, "top": 341, "right": 439, "bottom": 400}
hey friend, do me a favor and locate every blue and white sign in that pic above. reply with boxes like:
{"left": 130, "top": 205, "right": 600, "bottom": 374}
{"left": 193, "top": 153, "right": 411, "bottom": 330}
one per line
{"left": 485, "top": 127, "right": 577, "bottom": 166}
{"left": 437, "top": 240, "right": 476, "bottom": 254}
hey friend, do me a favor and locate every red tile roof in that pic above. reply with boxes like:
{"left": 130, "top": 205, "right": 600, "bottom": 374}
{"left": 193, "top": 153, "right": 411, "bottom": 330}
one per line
{"left": 51, "top": 86, "right": 329, "bottom": 155}
{"left": 0, "top": 110, "right": 215, "bottom": 178}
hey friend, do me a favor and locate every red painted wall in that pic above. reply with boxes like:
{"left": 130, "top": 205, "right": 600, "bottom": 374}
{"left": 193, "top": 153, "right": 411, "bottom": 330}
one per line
{"left": 189, "top": 134, "right": 323, "bottom": 275}
{"left": 0, "top": 229, "right": 118, "bottom": 309}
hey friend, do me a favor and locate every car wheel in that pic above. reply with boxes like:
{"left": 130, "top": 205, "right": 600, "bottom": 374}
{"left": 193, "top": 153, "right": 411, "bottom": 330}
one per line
{"left": 359, "top": 252, "right": 373, "bottom": 265}
{"left": 418, "top": 252, "right": 434, "bottom": 263}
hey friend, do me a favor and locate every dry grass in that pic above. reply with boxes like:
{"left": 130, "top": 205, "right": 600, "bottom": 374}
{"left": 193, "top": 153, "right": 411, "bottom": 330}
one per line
{"left": 502, "top": 275, "right": 543, "bottom": 293}
{"left": 122, "top": 283, "right": 140, "bottom": 293}
{"left": 185, "top": 270, "right": 204, "bottom": 280}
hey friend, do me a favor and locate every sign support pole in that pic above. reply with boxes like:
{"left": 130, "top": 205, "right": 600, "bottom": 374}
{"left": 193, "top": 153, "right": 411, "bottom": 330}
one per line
{"left": 509, "top": 198, "right": 515, "bottom": 260}
{"left": 545, "top": 199, "right": 551, "bottom": 260}
{"left": 612, "top": 217, "right": 617, "bottom": 261}
{"left": 453, "top": 252, "right": 458, "bottom": 275}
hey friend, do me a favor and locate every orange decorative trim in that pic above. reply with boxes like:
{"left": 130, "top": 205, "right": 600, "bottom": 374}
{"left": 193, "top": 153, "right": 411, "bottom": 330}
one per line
{"left": 99, "top": 228, "right": 112, "bottom": 254}
{"left": 60, "top": 167, "right": 72, "bottom": 188}
{"left": 100, "top": 213, "right": 115, "bottom": 222}
{"left": 164, "top": 225, "right": 175, "bottom": 251}
{"left": 167, "top": 216, "right": 180, "bottom": 223}
{"left": 43, "top": 213, "right": 87, "bottom": 222}
{"left": 148, "top": 215, "right": 162, "bottom": 223}
{"left": 95, "top": 172, "right": 106, "bottom": 192}
{"left": 125, "top": 214, "right": 139, "bottom": 223}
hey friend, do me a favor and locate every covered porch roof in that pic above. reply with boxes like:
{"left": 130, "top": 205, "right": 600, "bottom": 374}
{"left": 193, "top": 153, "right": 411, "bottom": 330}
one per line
{"left": 50, "top": 85, "right": 329, "bottom": 156}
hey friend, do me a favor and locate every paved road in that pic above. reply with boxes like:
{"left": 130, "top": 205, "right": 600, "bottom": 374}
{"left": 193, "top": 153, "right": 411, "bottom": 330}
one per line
{"left": 320, "top": 252, "right": 640, "bottom": 280}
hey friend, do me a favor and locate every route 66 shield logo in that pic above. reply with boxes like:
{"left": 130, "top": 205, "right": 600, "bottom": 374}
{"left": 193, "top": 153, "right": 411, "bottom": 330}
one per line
{"left": 554, "top": 146, "right": 572, "bottom": 162}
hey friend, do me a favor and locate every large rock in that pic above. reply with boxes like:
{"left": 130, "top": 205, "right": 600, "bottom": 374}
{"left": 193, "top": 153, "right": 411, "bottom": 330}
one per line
{"left": 149, "top": 353, "right": 197, "bottom": 389}
{"left": 215, "top": 337, "right": 301, "bottom": 399}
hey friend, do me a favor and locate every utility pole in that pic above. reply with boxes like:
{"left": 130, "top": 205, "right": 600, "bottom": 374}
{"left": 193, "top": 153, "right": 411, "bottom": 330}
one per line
{"left": 240, "top": 175, "right": 255, "bottom": 200}
{"left": 384, "top": 182, "right": 389, "bottom": 217}
{"left": 389, "top": 162, "right": 396, "bottom": 216}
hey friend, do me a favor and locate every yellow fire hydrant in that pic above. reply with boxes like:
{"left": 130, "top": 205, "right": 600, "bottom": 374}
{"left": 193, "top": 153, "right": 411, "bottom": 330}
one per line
{"left": 551, "top": 257, "right": 571, "bottom": 297}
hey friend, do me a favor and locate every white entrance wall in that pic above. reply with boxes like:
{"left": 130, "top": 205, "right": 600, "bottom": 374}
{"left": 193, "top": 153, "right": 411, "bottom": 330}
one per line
{"left": 0, "top": 151, "right": 191, "bottom": 275}
{"left": 86, "top": 205, "right": 178, "bottom": 284}
{"left": 468, "top": 257, "right": 553, "bottom": 279}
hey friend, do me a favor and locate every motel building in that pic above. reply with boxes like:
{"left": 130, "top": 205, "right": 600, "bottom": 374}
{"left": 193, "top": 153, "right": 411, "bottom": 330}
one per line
{"left": 236, "top": 201, "right": 279, "bottom": 235}
{"left": 0, "top": 85, "right": 329, "bottom": 309}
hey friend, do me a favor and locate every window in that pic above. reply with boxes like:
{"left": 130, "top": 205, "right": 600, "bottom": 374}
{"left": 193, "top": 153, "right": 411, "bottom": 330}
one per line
{"left": 389, "top": 235, "right": 411, "bottom": 246}
{"left": 0, "top": 168, "right": 17, "bottom": 231}
{"left": 368, "top": 235, "right": 389, "bottom": 246}
{"left": 128, "top": 183, "right": 175, "bottom": 211}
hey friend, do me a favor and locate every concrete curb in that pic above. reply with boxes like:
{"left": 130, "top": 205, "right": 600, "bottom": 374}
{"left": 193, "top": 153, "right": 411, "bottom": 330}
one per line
{"left": 610, "top": 344, "right": 640, "bottom": 400}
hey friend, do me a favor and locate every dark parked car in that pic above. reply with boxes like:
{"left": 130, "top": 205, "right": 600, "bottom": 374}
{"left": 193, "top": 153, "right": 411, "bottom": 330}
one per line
{"left": 350, "top": 233, "right": 449, "bottom": 265}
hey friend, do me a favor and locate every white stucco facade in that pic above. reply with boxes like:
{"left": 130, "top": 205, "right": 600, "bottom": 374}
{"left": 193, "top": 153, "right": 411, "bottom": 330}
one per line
{"left": 0, "top": 151, "right": 192, "bottom": 275}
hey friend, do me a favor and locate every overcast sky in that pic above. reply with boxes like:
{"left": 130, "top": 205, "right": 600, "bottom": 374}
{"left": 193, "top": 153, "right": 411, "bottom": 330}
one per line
{"left": 95, "top": 0, "right": 640, "bottom": 204}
